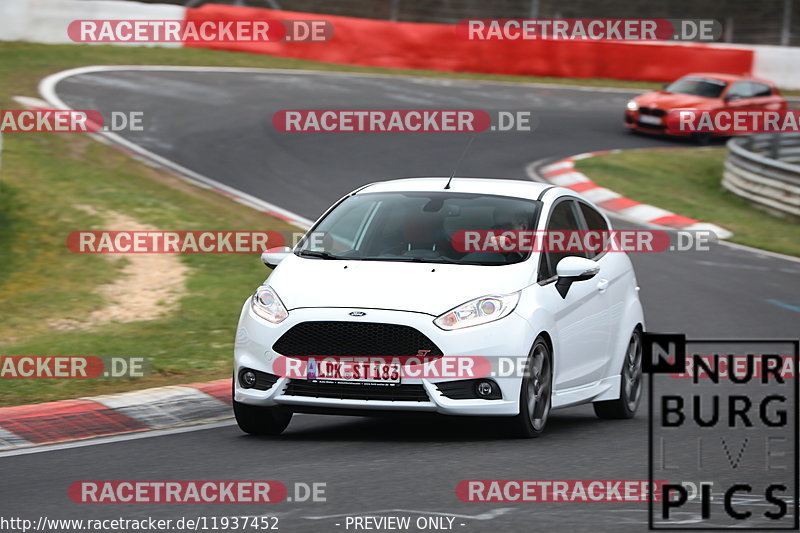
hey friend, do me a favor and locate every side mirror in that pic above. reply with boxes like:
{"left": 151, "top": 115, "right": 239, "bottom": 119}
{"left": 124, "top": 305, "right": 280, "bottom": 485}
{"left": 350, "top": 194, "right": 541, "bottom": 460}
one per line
{"left": 555, "top": 256, "right": 599, "bottom": 298}
{"left": 261, "top": 246, "right": 292, "bottom": 269}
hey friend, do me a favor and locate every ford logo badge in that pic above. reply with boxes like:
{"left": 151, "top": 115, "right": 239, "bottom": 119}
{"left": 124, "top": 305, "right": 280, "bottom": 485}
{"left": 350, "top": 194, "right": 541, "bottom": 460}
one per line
{"left": 349, "top": 311, "right": 366, "bottom": 317}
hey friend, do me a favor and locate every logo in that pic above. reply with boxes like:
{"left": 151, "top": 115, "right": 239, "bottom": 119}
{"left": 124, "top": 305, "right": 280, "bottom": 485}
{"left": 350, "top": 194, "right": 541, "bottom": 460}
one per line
{"left": 643, "top": 333, "right": 686, "bottom": 374}
{"left": 348, "top": 311, "right": 367, "bottom": 317}
{"left": 648, "top": 338, "right": 798, "bottom": 529}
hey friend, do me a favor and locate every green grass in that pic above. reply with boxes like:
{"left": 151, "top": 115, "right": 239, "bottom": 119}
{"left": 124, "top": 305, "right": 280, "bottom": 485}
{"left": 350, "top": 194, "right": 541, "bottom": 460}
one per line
{"left": 0, "top": 130, "right": 297, "bottom": 406}
{"left": 0, "top": 43, "right": 322, "bottom": 406}
{"left": 0, "top": 180, "right": 19, "bottom": 280}
{"left": 575, "top": 147, "right": 800, "bottom": 257}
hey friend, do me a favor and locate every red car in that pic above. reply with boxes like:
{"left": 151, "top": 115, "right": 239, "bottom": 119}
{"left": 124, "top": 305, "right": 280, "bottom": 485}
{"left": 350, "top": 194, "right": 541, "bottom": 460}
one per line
{"left": 624, "top": 73, "right": 787, "bottom": 142}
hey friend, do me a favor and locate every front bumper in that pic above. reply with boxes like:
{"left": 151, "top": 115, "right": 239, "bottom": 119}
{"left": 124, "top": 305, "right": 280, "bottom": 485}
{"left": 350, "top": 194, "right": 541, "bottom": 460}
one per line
{"left": 624, "top": 110, "right": 735, "bottom": 138}
{"left": 233, "top": 303, "right": 537, "bottom": 417}
{"left": 624, "top": 110, "right": 682, "bottom": 136}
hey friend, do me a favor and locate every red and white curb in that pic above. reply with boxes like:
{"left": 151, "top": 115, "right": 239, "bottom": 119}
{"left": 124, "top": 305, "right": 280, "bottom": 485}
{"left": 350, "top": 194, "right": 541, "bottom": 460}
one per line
{"left": 532, "top": 150, "right": 733, "bottom": 239}
{"left": 0, "top": 379, "right": 231, "bottom": 451}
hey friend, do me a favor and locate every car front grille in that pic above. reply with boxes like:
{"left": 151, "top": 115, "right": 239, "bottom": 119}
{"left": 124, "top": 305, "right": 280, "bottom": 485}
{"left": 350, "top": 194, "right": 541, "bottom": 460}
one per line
{"left": 638, "top": 107, "right": 666, "bottom": 117}
{"left": 272, "top": 321, "right": 443, "bottom": 357}
{"left": 283, "top": 380, "right": 430, "bottom": 402}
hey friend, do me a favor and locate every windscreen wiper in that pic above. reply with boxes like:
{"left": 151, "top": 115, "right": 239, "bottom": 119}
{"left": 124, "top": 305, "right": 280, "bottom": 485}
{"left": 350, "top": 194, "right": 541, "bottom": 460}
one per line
{"left": 296, "top": 250, "right": 342, "bottom": 260}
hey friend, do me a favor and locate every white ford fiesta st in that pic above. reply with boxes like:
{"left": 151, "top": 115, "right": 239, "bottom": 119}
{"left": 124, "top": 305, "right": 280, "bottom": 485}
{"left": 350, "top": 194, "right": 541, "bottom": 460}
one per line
{"left": 233, "top": 177, "right": 645, "bottom": 438}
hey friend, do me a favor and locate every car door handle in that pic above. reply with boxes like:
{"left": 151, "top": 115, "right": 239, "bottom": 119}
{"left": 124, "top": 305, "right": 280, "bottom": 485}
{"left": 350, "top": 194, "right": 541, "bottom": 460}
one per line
{"left": 597, "top": 279, "right": 609, "bottom": 292}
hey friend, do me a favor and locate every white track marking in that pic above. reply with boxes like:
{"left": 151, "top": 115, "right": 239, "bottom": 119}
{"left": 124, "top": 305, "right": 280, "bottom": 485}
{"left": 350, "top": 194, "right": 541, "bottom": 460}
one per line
{"left": 41, "top": 64, "right": 649, "bottom": 96}
{"left": 12, "top": 95, "right": 50, "bottom": 108}
{"left": 616, "top": 203, "right": 673, "bottom": 221}
{"left": 541, "top": 160, "right": 574, "bottom": 172}
{"left": 547, "top": 172, "right": 590, "bottom": 187}
{"left": 683, "top": 222, "right": 734, "bottom": 239}
{"left": 578, "top": 187, "right": 621, "bottom": 204}
{"left": 0, "top": 419, "right": 237, "bottom": 458}
{"left": 39, "top": 66, "right": 315, "bottom": 229}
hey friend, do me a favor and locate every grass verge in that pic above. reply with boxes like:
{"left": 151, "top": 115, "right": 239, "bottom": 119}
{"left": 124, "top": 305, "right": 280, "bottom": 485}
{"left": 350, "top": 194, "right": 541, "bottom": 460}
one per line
{"left": 574, "top": 147, "right": 800, "bottom": 257}
{"left": 0, "top": 43, "right": 310, "bottom": 406}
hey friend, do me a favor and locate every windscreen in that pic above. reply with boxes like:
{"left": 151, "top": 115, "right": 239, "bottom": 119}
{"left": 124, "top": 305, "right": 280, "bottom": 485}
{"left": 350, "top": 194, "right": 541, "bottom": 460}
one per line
{"left": 664, "top": 77, "right": 727, "bottom": 97}
{"left": 296, "top": 191, "right": 540, "bottom": 265}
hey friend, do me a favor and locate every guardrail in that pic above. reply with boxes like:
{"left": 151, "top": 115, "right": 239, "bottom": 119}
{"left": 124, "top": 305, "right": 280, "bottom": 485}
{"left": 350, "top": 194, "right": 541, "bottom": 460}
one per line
{"left": 723, "top": 133, "right": 800, "bottom": 218}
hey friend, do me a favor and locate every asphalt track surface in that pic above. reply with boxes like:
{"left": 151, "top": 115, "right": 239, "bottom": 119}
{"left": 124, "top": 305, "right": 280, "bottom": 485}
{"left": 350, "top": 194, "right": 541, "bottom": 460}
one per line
{"left": 1, "top": 69, "right": 799, "bottom": 532}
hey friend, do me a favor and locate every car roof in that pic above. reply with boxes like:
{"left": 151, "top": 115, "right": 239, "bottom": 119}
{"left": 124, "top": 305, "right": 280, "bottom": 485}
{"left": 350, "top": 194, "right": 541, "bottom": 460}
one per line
{"left": 681, "top": 72, "right": 775, "bottom": 86}
{"left": 356, "top": 177, "right": 554, "bottom": 201}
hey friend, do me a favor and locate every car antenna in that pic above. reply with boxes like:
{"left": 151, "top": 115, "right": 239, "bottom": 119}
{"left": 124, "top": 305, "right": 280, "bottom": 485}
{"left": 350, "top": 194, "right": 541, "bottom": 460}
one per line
{"left": 444, "top": 134, "right": 476, "bottom": 189}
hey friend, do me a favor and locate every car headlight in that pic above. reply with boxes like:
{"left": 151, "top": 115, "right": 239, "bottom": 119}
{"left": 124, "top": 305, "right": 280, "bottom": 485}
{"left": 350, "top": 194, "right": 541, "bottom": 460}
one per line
{"left": 251, "top": 285, "right": 288, "bottom": 323}
{"left": 434, "top": 292, "right": 520, "bottom": 330}
{"left": 626, "top": 100, "right": 639, "bottom": 111}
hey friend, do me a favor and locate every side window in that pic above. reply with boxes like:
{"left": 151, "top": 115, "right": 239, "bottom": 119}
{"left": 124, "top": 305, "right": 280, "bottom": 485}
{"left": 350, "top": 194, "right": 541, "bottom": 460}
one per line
{"left": 578, "top": 202, "right": 609, "bottom": 259}
{"left": 750, "top": 82, "right": 772, "bottom": 97}
{"left": 726, "top": 82, "right": 754, "bottom": 100}
{"left": 538, "top": 200, "right": 585, "bottom": 282}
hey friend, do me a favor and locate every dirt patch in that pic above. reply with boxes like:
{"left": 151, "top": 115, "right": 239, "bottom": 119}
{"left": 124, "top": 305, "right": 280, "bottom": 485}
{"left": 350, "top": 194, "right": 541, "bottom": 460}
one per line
{"left": 49, "top": 206, "right": 190, "bottom": 331}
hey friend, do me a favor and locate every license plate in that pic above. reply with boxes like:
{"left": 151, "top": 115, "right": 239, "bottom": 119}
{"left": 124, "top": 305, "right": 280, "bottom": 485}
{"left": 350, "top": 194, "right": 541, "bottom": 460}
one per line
{"left": 638, "top": 114, "right": 663, "bottom": 125}
{"left": 307, "top": 358, "right": 401, "bottom": 384}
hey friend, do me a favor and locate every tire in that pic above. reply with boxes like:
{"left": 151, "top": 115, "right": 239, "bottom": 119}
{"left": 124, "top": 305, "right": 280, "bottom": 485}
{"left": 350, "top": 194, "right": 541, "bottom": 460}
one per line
{"left": 692, "top": 132, "right": 712, "bottom": 145}
{"left": 594, "top": 328, "right": 643, "bottom": 419}
{"left": 506, "top": 337, "right": 553, "bottom": 438}
{"left": 232, "top": 380, "right": 292, "bottom": 436}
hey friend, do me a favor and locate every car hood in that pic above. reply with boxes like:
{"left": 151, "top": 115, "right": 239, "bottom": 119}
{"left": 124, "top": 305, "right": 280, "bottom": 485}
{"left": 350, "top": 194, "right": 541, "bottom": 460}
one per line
{"left": 635, "top": 91, "right": 719, "bottom": 110}
{"left": 265, "top": 255, "right": 530, "bottom": 315}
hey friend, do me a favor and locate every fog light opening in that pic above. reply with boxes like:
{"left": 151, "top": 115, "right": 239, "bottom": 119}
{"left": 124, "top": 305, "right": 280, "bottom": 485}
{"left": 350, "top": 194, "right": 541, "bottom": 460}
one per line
{"left": 241, "top": 370, "right": 257, "bottom": 389}
{"left": 476, "top": 380, "right": 494, "bottom": 398}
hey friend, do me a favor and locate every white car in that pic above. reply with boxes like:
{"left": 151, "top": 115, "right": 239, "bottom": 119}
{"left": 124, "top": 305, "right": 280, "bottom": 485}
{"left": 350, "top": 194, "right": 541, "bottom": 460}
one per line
{"left": 233, "top": 177, "right": 645, "bottom": 438}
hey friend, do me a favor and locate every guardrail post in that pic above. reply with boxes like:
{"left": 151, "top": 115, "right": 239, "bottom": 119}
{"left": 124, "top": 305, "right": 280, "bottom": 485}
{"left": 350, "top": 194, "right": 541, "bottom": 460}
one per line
{"left": 770, "top": 133, "right": 781, "bottom": 160}
{"left": 781, "top": 0, "right": 792, "bottom": 46}
{"left": 529, "top": 0, "right": 541, "bottom": 19}
{"left": 389, "top": 0, "right": 400, "bottom": 21}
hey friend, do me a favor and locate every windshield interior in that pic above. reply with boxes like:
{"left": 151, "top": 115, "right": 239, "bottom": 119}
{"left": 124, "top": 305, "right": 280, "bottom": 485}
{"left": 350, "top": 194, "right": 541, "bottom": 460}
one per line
{"left": 664, "top": 77, "right": 727, "bottom": 98}
{"left": 296, "top": 191, "right": 541, "bottom": 265}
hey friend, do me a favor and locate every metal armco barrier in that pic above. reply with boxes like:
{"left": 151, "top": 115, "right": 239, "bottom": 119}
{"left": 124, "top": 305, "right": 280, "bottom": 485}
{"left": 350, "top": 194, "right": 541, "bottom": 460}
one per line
{"left": 723, "top": 133, "right": 800, "bottom": 218}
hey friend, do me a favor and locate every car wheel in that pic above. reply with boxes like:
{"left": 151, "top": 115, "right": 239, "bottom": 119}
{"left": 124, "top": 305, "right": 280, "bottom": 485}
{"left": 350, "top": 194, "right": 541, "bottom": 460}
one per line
{"left": 232, "top": 379, "right": 292, "bottom": 435}
{"left": 593, "top": 328, "right": 643, "bottom": 419}
{"left": 506, "top": 337, "right": 552, "bottom": 438}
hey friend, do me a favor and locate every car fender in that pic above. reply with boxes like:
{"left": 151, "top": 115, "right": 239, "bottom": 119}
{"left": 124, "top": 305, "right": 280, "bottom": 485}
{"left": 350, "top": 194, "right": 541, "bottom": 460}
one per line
{"left": 605, "top": 280, "right": 645, "bottom": 381}
{"left": 514, "top": 284, "right": 559, "bottom": 385}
